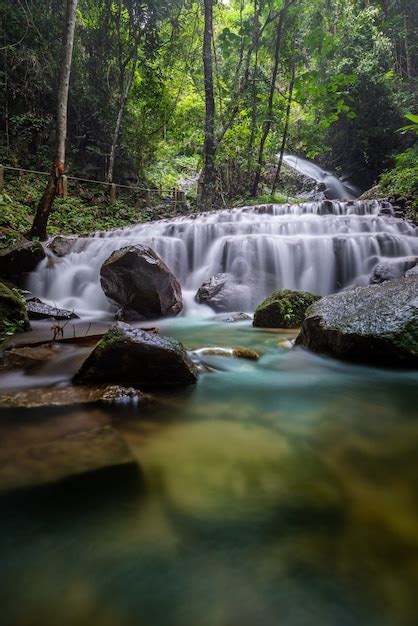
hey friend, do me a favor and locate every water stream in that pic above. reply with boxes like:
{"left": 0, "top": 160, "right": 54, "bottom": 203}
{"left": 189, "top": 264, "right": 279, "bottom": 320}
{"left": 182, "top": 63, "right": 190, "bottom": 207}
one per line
{"left": 282, "top": 154, "right": 360, "bottom": 200}
{"left": 29, "top": 199, "right": 418, "bottom": 316}
{"left": 1, "top": 199, "right": 418, "bottom": 626}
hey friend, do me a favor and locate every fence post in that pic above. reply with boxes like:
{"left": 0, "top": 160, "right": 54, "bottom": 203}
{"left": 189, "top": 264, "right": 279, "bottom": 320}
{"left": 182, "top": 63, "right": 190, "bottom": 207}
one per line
{"left": 62, "top": 175, "right": 68, "bottom": 198}
{"left": 110, "top": 183, "right": 116, "bottom": 204}
{"left": 172, "top": 188, "right": 177, "bottom": 214}
{"left": 0, "top": 165, "right": 4, "bottom": 192}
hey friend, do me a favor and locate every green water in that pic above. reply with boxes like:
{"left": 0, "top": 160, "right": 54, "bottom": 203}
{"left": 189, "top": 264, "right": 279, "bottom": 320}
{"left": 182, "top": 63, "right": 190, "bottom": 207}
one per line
{"left": 1, "top": 318, "right": 418, "bottom": 626}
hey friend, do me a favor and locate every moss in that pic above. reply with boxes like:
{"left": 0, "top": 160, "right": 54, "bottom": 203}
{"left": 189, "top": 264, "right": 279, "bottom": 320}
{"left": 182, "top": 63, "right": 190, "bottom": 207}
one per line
{"left": 0, "top": 281, "right": 30, "bottom": 337}
{"left": 253, "top": 289, "right": 321, "bottom": 329}
{"left": 232, "top": 347, "right": 260, "bottom": 360}
{"left": 94, "top": 327, "right": 125, "bottom": 354}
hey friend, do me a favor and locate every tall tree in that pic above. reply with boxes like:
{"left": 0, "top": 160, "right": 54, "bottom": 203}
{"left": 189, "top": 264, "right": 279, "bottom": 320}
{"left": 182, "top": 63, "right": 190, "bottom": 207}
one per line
{"left": 29, "top": 0, "right": 78, "bottom": 240}
{"left": 198, "top": 0, "right": 216, "bottom": 211}
{"left": 251, "top": 0, "right": 289, "bottom": 197}
{"left": 106, "top": 0, "right": 143, "bottom": 183}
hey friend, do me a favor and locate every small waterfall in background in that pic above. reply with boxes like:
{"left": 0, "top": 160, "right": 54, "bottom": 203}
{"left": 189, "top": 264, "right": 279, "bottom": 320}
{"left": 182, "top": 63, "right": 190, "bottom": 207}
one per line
{"left": 29, "top": 199, "right": 418, "bottom": 318}
{"left": 282, "top": 153, "right": 359, "bottom": 200}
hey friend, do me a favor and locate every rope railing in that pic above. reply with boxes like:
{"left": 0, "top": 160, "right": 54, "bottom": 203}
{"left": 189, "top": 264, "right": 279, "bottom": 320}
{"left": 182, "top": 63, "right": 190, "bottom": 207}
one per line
{"left": 0, "top": 164, "right": 187, "bottom": 208}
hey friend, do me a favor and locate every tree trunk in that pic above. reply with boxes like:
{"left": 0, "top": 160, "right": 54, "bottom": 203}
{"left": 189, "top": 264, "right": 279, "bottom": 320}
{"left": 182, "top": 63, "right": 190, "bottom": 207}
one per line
{"left": 246, "top": 0, "right": 262, "bottom": 177}
{"left": 271, "top": 63, "right": 295, "bottom": 195}
{"left": 251, "top": 0, "right": 287, "bottom": 197}
{"left": 198, "top": 0, "right": 216, "bottom": 210}
{"left": 107, "top": 49, "right": 138, "bottom": 184}
{"left": 198, "top": 0, "right": 216, "bottom": 211}
{"left": 29, "top": 0, "right": 78, "bottom": 240}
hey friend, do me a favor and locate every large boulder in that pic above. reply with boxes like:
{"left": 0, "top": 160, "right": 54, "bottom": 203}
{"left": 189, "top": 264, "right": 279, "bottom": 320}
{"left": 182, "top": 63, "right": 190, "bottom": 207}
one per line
{"left": 370, "top": 257, "right": 417, "bottom": 284}
{"left": 100, "top": 244, "right": 182, "bottom": 321}
{"left": 195, "top": 273, "right": 249, "bottom": 312}
{"left": 253, "top": 289, "right": 321, "bottom": 329}
{"left": 296, "top": 276, "right": 418, "bottom": 367}
{"left": 0, "top": 240, "right": 45, "bottom": 285}
{"left": 0, "top": 282, "right": 30, "bottom": 335}
{"left": 73, "top": 322, "right": 198, "bottom": 389}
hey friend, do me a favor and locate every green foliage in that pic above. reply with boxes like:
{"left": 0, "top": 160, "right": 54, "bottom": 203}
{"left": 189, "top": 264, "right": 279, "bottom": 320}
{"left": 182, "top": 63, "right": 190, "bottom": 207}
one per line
{"left": 1, "top": 0, "right": 417, "bottom": 208}
{"left": 0, "top": 175, "right": 188, "bottom": 236}
{"left": 379, "top": 146, "right": 418, "bottom": 206}
{"left": 0, "top": 282, "right": 30, "bottom": 338}
{"left": 401, "top": 114, "right": 418, "bottom": 136}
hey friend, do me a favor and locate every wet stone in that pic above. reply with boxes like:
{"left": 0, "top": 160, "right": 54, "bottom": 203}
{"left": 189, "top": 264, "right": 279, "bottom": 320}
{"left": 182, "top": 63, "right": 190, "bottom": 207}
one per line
{"left": 0, "top": 384, "right": 149, "bottom": 409}
{"left": 26, "top": 298, "right": 79, "bottom": 320}
{"left": 296, "top": 275, "right": 418, "bottom": 367}
{"left": 73, "top": 322, "right": 198, "bottom": 389}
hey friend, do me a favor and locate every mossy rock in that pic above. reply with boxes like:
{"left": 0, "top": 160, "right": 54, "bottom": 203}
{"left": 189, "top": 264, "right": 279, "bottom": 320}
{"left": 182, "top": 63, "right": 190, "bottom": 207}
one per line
{"left": 296, "top": 276, "right": 418, "bottom": 368}
{"left": 0, "top": 281, "right": 30, "bottom": 336}
{"left": 73, "top": 322, "right": 198, "bottom": 389}
{"left": 253, "top": 289, "right": 321, "bottom": 329}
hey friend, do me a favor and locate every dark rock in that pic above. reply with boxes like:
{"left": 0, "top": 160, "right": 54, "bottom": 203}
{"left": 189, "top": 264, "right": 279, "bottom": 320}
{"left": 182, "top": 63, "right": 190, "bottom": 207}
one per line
{"left": 100, "top": 244, "right": 182, "bottom": 321}
{"left": 73, "top": 322, "right": 198, "bottom": 389}
{"left": 406, "top": 265, "right": 418, "bottom": 277}
{"left": 370, "top": 257, "right": 417, "bottom": 283}
{"left": 253, "top": 289, "right": 321, "bottom": 329}
{"left": 359, "top": 184, "right": 382, "bottom": 200}
{"left": 0, "top": 409, "right": 137, "bottom": 494}
{"left": 296, "top": 276, "right": 418, "bottom": 367}
{"left": 47, "top": 235, "right": 77, "bottom": 257}
{"left": 26, "top": 297, "right": 79, "bottom": 320}
{"left": 0, "top": 240, "right": 45, "bottom": 285}
{"left": 0, "top": 281, "right": 30, "bottom": 335}
{"left": 195, "top": 273, "right": 246, "bottom": 312}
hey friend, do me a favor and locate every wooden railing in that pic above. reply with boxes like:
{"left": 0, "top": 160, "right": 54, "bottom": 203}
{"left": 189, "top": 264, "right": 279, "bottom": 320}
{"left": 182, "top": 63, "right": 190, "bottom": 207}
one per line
{"left": 0, "top": 164, "right": 187, "bottom": 211}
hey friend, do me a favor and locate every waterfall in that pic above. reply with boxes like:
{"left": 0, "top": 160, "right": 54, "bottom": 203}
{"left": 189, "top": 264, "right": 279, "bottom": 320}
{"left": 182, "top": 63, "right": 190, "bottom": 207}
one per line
{"left": 282, "top": 153, "right": 359, "bottom": 200}
{"left": 29, "top": 200, "right": 418, "bottom": 317}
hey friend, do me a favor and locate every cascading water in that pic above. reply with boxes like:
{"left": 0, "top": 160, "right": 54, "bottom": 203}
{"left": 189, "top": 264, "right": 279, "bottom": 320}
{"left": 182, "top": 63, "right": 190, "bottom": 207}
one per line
{"left": 282, "top": 153, "right": 359, "bottom": 200}
{"left": 29, "top": 199, "right": 418, "bottom": 317}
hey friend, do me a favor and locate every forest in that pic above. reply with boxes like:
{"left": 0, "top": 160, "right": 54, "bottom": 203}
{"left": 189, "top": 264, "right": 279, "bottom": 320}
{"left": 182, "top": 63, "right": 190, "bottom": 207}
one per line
{"left": 0, "top": 2, "right": 418, "bottom": 626}
{"left": 1, "top": 0, "right": 417, "bottom": 226}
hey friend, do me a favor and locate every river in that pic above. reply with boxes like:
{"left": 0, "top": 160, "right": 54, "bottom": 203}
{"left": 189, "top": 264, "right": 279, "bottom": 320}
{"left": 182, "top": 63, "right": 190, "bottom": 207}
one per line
{"left": 1, "top": 198, "right": 418, "bottom": 626}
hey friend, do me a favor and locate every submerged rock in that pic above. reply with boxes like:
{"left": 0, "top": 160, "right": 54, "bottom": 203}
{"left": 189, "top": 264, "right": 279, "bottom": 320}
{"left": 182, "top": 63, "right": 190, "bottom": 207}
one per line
{"left": 370, "top": 257, "right": 417, "bottom": 284}
{"left": 195, "top": 273, "right": 247, "bottom": 312}
{"left": 193, "top": 346, "right": 260, "bottom": 361}
{"left": 47, "top": 235, "right": 77, "bottom": 257}
{"left": 0, "top": 384, "right": 148, "bottom": 409}
{"left": 0, "top": 240, "right": 45, "bottom": 285}
{"left": 253, "top": 289, "right": 320, "bottom": 328}
{"left": 0, "top": 343, "right": 62, "bottom": 371}
{"left": 73, "top": 322, "right": 198, "bottom": 388}
{"left": 0, "top": 409, "right": 137, "bottom": 494}
{"left": 0, "top": 282, "right": 30, "bottom": 335}
{"left": 100, "top": 244, "right": 182, "bottom": 321}
{"left": 26, "top": 297, "right": 79, "bottom": 321}
{"left": 217, "top": 312, "right": 252, "bottom": 323}
{"left": 296, "top": 276, "right": 418, "bottom": 367}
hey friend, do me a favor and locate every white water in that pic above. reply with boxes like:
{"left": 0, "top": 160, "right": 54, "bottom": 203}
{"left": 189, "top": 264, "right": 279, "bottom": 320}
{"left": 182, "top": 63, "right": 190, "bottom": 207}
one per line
{"left": 29, "top": 200, "right": 418, "bottom": 317}
{"left": 282, "top": 154, "right": 359, "bottom": 200}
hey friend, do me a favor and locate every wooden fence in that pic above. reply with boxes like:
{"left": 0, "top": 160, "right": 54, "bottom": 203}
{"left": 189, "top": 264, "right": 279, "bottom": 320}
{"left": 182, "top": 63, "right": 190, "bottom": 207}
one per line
{"left": 0, "top": 164, "right": 187, "bottom": 212}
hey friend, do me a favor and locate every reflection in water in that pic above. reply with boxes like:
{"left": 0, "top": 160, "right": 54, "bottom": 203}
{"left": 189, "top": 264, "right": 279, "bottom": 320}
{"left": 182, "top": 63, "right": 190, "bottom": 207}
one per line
{"left": 0, "top": 318, "right": 418, "bottom": 626}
